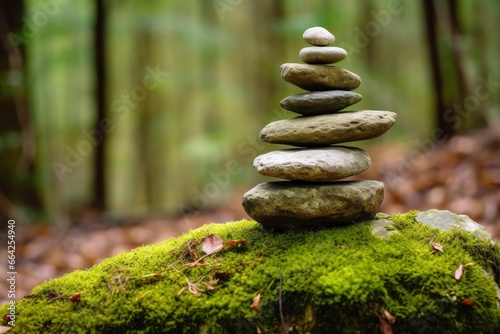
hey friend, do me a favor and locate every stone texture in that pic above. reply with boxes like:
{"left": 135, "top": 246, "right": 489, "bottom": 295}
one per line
{"left": 302, "top": 26, "right": 335, "bottom": 46}
{"left": 260, "top": 110, "right": 397, "bottom": 147}
{"left": 416, "top": 209, "right": 495, "bottom": 243}
{"left": 280, "top": 63, "right": 361, "bottom": 91}
{"left": 299, "top": 46, "right": 347, "bottom": 64}
{"left": 241, "top": 180, "right": 384, "bottom": 228}
{"left": 370, "top": 218, "right": 398, "bottom": 239}
{"left": 253, "top": 146, "right": 370, "bottom": 181}
{"left": 371, "top": 210, "right": 496, "bottom": 244}
{"left": 280, "top": 91, "right": 362, "bottom": 115}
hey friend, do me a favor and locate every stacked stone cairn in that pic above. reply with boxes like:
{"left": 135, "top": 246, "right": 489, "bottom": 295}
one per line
{"left": 242, "top": 27, "right": 397, "bottom": 229}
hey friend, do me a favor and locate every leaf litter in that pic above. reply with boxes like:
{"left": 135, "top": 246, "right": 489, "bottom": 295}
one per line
{"left": 179, "top": 234, "right": 247, "bottom": 295}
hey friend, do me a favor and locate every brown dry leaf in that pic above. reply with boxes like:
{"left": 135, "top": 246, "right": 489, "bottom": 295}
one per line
{"left": 201, "top": 234, "right": 224, "bottom": 255}
{"left": 224, "top": 238, "right": 247, "bottom": 247}
{"left": 460, "top": 298, "right": 475, "bottom": 307}
{"left": 203, "top": 279, "right": 218, "bottom": 290}
{"left": 208, "top": 279, "right": 219, "bottom": 286}
{"left": 214, "top": 270, "right": 231, "bottom": 280}
{"left": 455, "top": 264, "right": 463, "bottom": 280}
{"left": 382, "top": 309, "right": 396, "bottom": 324}
{"left": 185, "top": 277, "right": 203, "bottom": 296}
{"left": 250, "top": 294, "right": 261, "bottom": 311}
{"left": 431, "top": 242, "right": 444, "bottom": 253}
{"left": 378, "top": 314, "right": 393, "bottom": 334}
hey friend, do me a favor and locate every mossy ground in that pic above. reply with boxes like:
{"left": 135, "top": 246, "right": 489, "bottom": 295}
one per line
{"left": 2, "top": 212, "right": 500, "bottom": 333}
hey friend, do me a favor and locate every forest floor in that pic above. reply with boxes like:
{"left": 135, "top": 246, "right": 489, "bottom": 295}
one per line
{"left": 2, "top": 128, "right": 499, "bottom": 304}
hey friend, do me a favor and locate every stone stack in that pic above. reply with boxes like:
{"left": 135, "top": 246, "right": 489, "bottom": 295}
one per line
{"left": 242, "top": 27, "right": 397, "bottom": 229}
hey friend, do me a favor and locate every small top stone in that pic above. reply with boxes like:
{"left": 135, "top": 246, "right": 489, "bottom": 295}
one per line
{"left": 303, "top": 27, "right": 335, "bottom": 46}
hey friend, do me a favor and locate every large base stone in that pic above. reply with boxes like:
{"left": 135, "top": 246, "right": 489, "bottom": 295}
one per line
{"left": 241, "top": 180, "right": 384, "bottom": 229}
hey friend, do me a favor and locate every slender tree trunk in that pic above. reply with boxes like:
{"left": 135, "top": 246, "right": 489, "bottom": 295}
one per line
{"left": 0, "top": 1, "right": 42, "bottom": 220}
{"left": 446, "top": 0, "right": 487, "bottom": 130}
{"left": 136, "top": 27, "right": 155, "bottom": 209}
{"left": 422, "top": 0, "right": 454, "bottom": 140}
{"left": 93, "top": 0, "right": 106, "bottom": 210}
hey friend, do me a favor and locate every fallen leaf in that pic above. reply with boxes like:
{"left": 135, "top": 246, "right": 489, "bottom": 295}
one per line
{"left": 378, "top": 314, "right": 393, "bottom": 334}
{"left": 382, "top": 308, "right": 396, "bottom": 324}
{"left": 250, "top": 294, "right": 261, "bottom": 311}
{"left": 460, "top": 298, "right": 475, "bottom": 307}
{"left": 201, "top": 234, "right": 224, "bottom": 255}
{"left": 186, "top": 277, "right": 203, "bottom": 296}
{"left": 431, "top": 242, "right": 444, "bottom": 253}
{"left": 207, "top": 279, "right": 219, "bottom": 286}
{"left": 224, "top": 238, "right": 247, "bottom": 247}
{"left": 455, "top": 264, "right": 463, "bottom": 280}
{"left": 203, "top": 280, "right": 218, "bottom": 290}
{"left": 68, "top": 292, "right": 81, "bottom": 303}
{"left": 214, "top": 270, "right": 231, "bottom": 280}
{"left": 0, "top": 326, "right": 11, "bottom": 333}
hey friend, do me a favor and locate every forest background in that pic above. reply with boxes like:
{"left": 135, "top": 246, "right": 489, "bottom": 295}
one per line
{"left": 1, "top": 0, "right": 499, "bottom": 227}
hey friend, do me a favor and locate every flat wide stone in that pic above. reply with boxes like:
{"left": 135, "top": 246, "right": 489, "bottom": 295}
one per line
{"left": 299, "top": 47, "right": 347, "bottom": 64}
{"left": 280, "top": 63, "right": 361, "bottom": 91}
{"left": 280, "top": 91, "right": 362, "bottom": 115}
{"left": 242, "top": 180, "right": 384, "bottom": 229}
{"left": 253, "top": 146, "right": 370, "bottom": 181}
{"left": 260, "top": 110, "right": 397, "bottom": 147}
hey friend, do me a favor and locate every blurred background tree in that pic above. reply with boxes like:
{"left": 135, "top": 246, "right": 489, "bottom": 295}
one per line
{"left": 0, "top": 0, "right": 499, "bottom": 226}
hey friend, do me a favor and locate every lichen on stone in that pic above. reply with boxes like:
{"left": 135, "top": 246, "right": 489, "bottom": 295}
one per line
{"left": 2, "top": 212, "right": 500, "bottom": 333}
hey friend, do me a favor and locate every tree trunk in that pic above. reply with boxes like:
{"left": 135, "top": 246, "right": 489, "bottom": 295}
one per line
{"left": 422, "top": 0, "right": 454, "bottom": 140}
{"left": 0, "top": 1, "right": 42, "bottom": 220}
{"left": 93, "top": 0, "right": 107, "bottom": 210}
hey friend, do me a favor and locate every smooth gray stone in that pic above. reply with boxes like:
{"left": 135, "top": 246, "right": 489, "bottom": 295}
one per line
{"left": 299, "top": 46, "right": 347, "bottom": 64}
{"left": 303, "top": 26, "right": 335, "bottom": 46}
{"left": 280, "top": 63, "right": 361, "bottom": 91}
{"left": 260, "top": 110, "right": 397, "bottom": 147}
{"left": 370, "top": 218, "right": 397, "bottom": 239}
{"left": 241, "top": 180, "right": 384, "bottom": 229}
{"left": 416, "top": 209, "right": 495, "bottom": 243}
{"left": 370, "top": 210, "right": 496, "bottom": 243}
{"left": 253, "top": 146, "right": 370, "bottom": 181}
{"left": 280, "top": 91, "right": 362, "bottom": 115}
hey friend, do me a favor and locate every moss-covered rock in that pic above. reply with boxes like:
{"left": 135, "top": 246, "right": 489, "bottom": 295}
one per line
{"left": 2, "top": 211, "right": 500, "bottom": 333}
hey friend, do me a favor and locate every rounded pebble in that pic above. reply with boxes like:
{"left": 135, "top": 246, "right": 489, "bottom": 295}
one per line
{"left": 303, "top": 27, "right": 335, "bottom": 46}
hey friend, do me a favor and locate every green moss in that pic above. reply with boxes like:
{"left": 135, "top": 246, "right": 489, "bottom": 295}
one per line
{"left": 2, "top": 213, "right": 500, "bottom": 333}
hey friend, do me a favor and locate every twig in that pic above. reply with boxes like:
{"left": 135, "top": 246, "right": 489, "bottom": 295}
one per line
{"left": 279, "top": 266, "right": 286, "bottom": 333}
